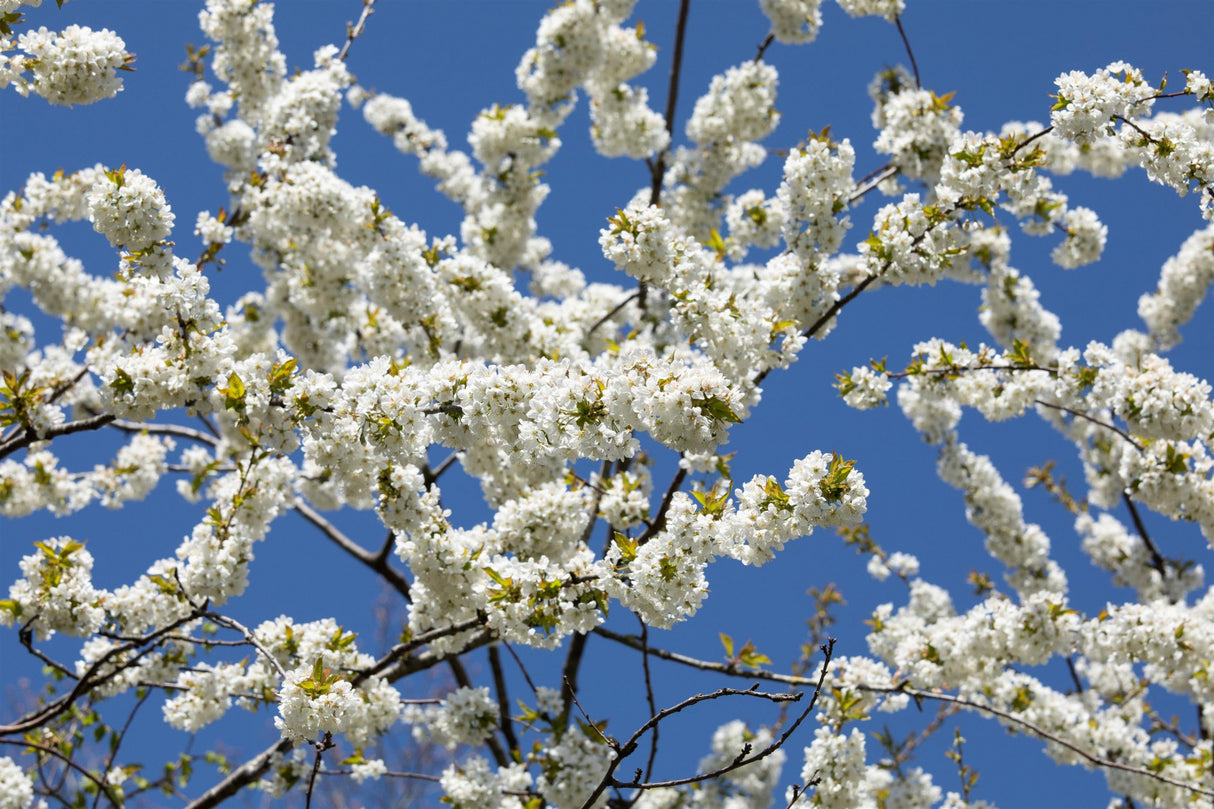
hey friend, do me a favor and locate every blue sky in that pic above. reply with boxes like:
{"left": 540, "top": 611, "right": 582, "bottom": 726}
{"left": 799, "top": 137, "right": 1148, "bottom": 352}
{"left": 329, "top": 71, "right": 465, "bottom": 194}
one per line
{"left": 3, "top": 1, "right": 1213, "bottom": 806}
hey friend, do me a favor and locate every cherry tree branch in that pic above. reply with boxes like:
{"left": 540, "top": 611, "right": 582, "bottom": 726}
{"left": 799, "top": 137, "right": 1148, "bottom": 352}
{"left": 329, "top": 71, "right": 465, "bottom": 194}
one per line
{"left": 649, "top": 0, "right": 692, "bottom": 209}
{"left": 1121, "top": 492, "right": 1167, "bottom": 576}
{"left": 860, "top": 684, "right": 1214, "bottom": 800}
{"left": 0, "top": 738, "right": 124, "bottom": 807}
{"left": 894, "top": 15, "right": 921, "bottom": 89}
{"left": 109, "top": 418, "right": 220, "bottom": 446}
{"left": 0, "top": 412, "right": 115, "bottom": 459}
{"left": 294, "top": 499, "right": 413, "bottom": 602}
{"left": 594, "top": 629, "right": 1213, "bottom": 800}
{"left": 337, "top": 0, "right": 376, "bottom": 62}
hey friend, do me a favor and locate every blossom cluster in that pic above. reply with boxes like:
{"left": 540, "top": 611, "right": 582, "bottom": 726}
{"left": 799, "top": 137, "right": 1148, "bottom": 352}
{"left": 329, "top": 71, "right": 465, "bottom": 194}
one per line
{"left": 3, "top": 0, "right": 1214, "bottom": 807}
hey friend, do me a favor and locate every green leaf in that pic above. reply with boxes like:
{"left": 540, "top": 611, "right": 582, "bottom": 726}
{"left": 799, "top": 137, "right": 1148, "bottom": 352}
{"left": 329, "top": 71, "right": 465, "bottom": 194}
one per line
{"left": 818, "top": 453, "right": 856, "bottom": 503}
{"left": 691, "top": 395, "right": 742, "bottom": 425}
{"left": 613, "top": 532, "right": 638, "bottom": 565}
{"left": 719, "top": 632, "right": 735, "bottom": 659}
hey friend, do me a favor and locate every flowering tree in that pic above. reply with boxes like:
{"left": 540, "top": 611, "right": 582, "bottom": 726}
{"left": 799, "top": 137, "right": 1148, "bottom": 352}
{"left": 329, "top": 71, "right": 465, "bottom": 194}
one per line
{"left": 1, "top": 0, "right": 1213, "bottom": 807}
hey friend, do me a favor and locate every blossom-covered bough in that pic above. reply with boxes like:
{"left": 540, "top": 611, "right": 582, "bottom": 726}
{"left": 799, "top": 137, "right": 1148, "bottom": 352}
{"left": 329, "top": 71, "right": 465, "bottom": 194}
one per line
{"left": 1, "top": 0, "right": 1213, "bottom": 806}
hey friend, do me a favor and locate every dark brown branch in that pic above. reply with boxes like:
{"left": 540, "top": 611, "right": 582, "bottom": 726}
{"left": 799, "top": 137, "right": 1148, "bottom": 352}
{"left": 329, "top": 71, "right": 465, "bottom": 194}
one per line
{"left": 585, "top": 289, "right": 640, "bottom": 340}
{"left": 894, "top": 16, "right": 920, "bottom": 89}
{"left": 487, "top": 645, "right": 521, "bottom": 755}
{"left": 1121, "top": 492, "right": 1166, "bottom": 576}
{"left": 0, "top": 738, "right": 124, "bottom": 807}
{"left": 586, "top": 639, "right": 835, "bottom": 806}
{"left": 754, "top": 274, "right": 879, "bottom": 387}
{"left": 356, "top": 617, "right": 490, "bottom": 682}
{"left": 560, "top": 631, "right": 590, "bottom": 720}
{"left": 0, "top": 412, "right": 115, "bottom": 459}
{"left": 649, "top": 0, "right": 692, "bottom": 209}
{"left": 638, "top": 618, "right": 660, "bottom": 788}
{"left": 636, "top": 465, "right": 687, "bottom": 545}
{"left": 2, "top": 609, "right": 204, "bottom": 736}
{"left": 1034, "top": 399, "right": 1144, "bottom": 451}
{"left": 1012, "top": 125, "right": 1054, "bottom": 155}
{"left": 578, "top": 686, "right": 803, "bottom": 808}
{"left": 294, "top": 500, "right": 412, "bottom": 602}
{"left": 303, "top": 732, "right": 335, "bottom": 809}
{"left": 1065, "top": 656, "right": 1085, "bottom": 695}
{"left": 754, "top": 33, "right": 774, "bottom": 63}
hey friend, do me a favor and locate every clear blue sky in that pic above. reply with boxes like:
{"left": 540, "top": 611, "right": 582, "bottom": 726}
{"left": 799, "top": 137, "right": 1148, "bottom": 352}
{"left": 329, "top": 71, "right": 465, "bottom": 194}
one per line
{"left": 3, "top": 1, "right": 1212, "bottom": 806}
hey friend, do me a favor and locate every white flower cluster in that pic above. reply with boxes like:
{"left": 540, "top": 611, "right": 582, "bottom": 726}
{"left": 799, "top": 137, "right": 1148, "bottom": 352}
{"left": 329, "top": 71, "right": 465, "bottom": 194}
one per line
{"left": 0, "top": 756, "right": 34, "bottom": 809}
{"left": 257, "top": 617, "right": 401, "bottom": 746}
{"left": 162, "top": 662, "right": 250, "bottom": 733}
{"left": 779, "top": 135, "right": 855, "bottom": 263}
{"left": 874, "top": 87, "right": 963, "bottom": 184}
{"left": 1138, "top": 223, "right": 1214, "bottom": 348}
{"left": 440, "top": 756, "right": 533, "bottom": 809}
{"left": 1051, "top": 62, "right": 1156, "bottom": 145}
{"left": 5, "top": 2, "right": 1214, "bottom": 805}
{"left": 799, "top": 726, "right": 876, "bottom": 809}
{"left": 662, "top": 61, "right": 782, "bottom": 239}
{"left": 758, "top": 0, "right": 823, "bottom": 44}
{"left": 404, "top": 686, "right": 498, "bottom": 749}
{"left": 1076, "top": 511, "right": 1203, "bottom": 603}
{"left": 533, "top": 725, "right": 614, "bottom": 809}
{"left": 607, "top": 451, "right": 867, "bottom": 626}
{"left": 85, "top": 166, "right": 175, "bottom": 254}
{"left": 3, "top": 23, "right": 130, "bottom": 106}
{"left": 836, "top": 0, "right": 905, "bottom": 22}
{"left": 0, "top": 537, "right": 104, "bottom": 640}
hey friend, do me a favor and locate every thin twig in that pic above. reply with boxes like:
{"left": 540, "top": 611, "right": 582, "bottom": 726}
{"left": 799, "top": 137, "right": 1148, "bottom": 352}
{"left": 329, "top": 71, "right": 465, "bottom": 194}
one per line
{"left": 586, "top": 289, "right": 640, "bottom": 340}
{"left": 203, "top": 610, "right": 290, "bottom": 683}
{"left": 894, "top": 16, "right": 920, "bottom": 89}
{"left": 578, "top": 684, "right": 806, "bottom": 808}
{"left": 109, "top": 418, "right": 220, "bottom": 445}
{"left": 859, "top": 684, "right": 1214, "bottom": 800}
{"left": 636, "top": 465, "right": 687, "bottom": 545}
{"left": 304, "top": 732, "right": 334, "bottom": 809}
{"left": 847, "top": 164, "right": 899, "bottom": 205}
{"left": 638, "top": 618, "right": 660, "bottom": 789}
{"left": 1121, "top": 492, "right": 1166, "bottom": 576}
{"left": 754, "top": 33, "right": 774, "bottom": 63}
{"left": 294, "top": 500, "right": 412, "bottom": 602}
{"left": 338, "top": 0, "right": 376, "bottom": 62}
{"left": 592, "top": 629, "right": 1213, "bottom": 801}
{"left": 649, "top": 0, "right": 692, "bottom": 209}
{"left": 0, "top": 738, "right": 124, "bottom": 807}
{"left": 488, "top": 645, "right": 521, "bottom": 755}
{"left": 1034, "top": 399, "right": 1144, "bottom": 451}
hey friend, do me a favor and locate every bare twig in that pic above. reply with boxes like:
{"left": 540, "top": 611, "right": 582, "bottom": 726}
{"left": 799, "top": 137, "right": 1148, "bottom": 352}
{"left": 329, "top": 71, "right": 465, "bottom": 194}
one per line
{"left": 0, "top": 412, "right": 115, "bottom": 459}
{"left": 894, "top": 16, "right": 921, "bottom": 89}
{"left": 294, "top": 500, "right": 412, "bottom": 602}
{"left": 304, "top": 732, "right": 335, "bottom": 809}
{"left": 488, "top": 645, "right": 521, "bottom": 755}
{"left": 636, "top": 465, "right": 687, "bottom": 545}
{"left": 1034, "top": 399, "right": 1143, "bottom": 451}
{"left": 649, "top": 0, "right": 692, "bottom": 209}
{"left": 0, "top": 738, "right": 124, "bottom": 807}
{"left": 586, "top": 289, "right": 640, "bottom": 340}
{"left": 754, "top": 33, "right": 775, "bottom": 63}
{"left": 858, "top": 684, "right": 1214, "bottom": 800}
{"left": 338, "top": 0, "right": 376, "bottom": 62}
{"left": 109, "top": 418, "right": 220, "bottom": 445}
{"left": 1121, "top": 492, "right": 1166, "bottom": 576}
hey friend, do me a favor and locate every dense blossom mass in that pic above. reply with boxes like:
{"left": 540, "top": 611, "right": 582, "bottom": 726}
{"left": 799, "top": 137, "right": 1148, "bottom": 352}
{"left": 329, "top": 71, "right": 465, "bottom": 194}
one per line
{"left": 1, "top": 0, "right": 1213, "bottom": 807}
